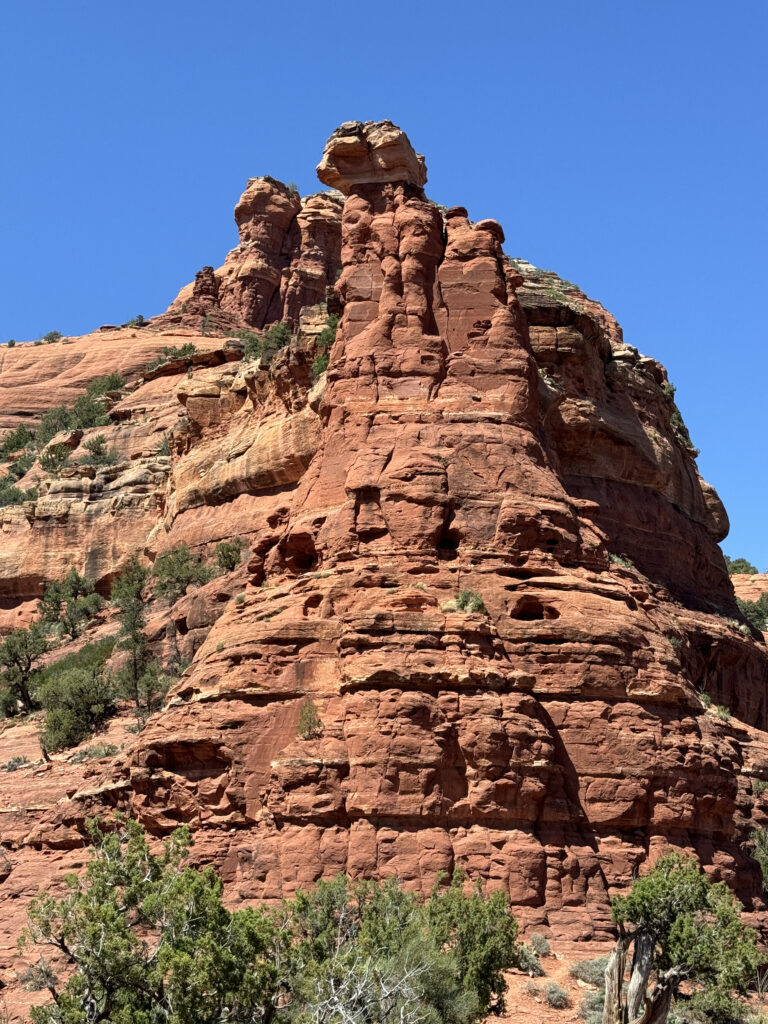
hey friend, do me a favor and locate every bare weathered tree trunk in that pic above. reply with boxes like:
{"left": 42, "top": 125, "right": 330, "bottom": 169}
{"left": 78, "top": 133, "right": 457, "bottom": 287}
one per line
{"left": 603, "top": 934, "right": 630, "bottom": 1024}
{"left": 627, "top": 930, "right": 656, "bottom": 1020}
{"left": 628, "top": 985, "right": 670, "bottom": 1024}
{"left": 628, "top": 968, "right": 683, "bottom": 1024}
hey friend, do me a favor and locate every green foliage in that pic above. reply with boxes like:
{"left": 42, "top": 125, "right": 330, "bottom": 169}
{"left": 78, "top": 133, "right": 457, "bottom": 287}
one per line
{"left": 85, "top": 373, "right": 125, "bottom": 398}
{"left": 425, "top": 871, "right": 520, "bottom": 1014}
{"left": 69, "top": 742, "right": 119, "bottom": 763}
{"left": 35, "top": 637, "right": 117, "bottom": 750}
{"left": 111, "top": 556, "right": 161, "bottom": 721}
{"left": 39, "top": 570, "right": 105, "bottom": 640}
{"left": 0, "top": 622, "right": 49, "bottom": 713}
{"left": 753, "top": 778, "right": 768, "bottom": 797}
{"left": 736, "top": 594, "right": 768, "bottom": 631}
{"left": 23, "top": 822, "right": 524, "bottom": 1024}
{"left": 39, "top": 667, "right": 115, "bottom": 751}
{"left": 72, "top": 392, "right": 112, "bottom": 430}
{"left": 24, "top": 818, "right": 280, "bottom": 1024}
{"left": 2, "top": 755, "right": 30, "bottom": 771}
{"left": 0, "top": 474, "right": 37, "bottom": 506}
{"left": 715, "top": 704, "right": 732, "bottom": 722}
{"left": 43, "top": 331, "right": 63, "bottom": 343}
{"left": 215, "top": 537, "right": 245, "bottom": 573}
{"left": 454, "top": 590, "right": 486, "bottom": 614}
{"left": 315, "top": 313, "right": 339, "bottom": 351}
{"left": 297, "top": 698, "right": 323, "bottom": 739}
{"left": 40, "top": 443, "right": 71, "bottom": 474}
{"left": 78, "top": 434, "right": 119, "bottom": 467}
{"left": 698, "top": 691, "right": 713, "bottom": 709}
{"left": 121, "top": 315, "right": 147, "bottom": 328}
{"left": 545, "top": 982, "right": 569, "bottom": 1008}
{"left": 571, "top": 957, "right": 608, "bottom": 986}
{"left": 241, "top": 322, "right": 292, "bottom": 362}
{"left": 529, "top": 932, "right": 551, "bottom": 957}
{"left": 310, "top": 314, "right": 339, "bottom": 380}
{"left": 38, "top": 406, "right": 74, "bottom": 446}
{"left": 7, "top": 338, "right": 15, "bottom": 347}
{"left": 146, "top": 343, "right": 198, "bottom": 371}
{"left": 609, "top": 552, "right": 635, "bottom": 569}
{"left": 7, "top": 450, "right": 35, "bottom": 479}
{"left": 311, "top": 351, "right": 329, "bottom": 379}
{"left": 749, "top": 828, "right": 768, "bottom": 893}
{"left": 579, "top": 988, "right": 606, "bottom": 1024}
{"left": 515, "top": 943, "right": 544, "bottom": 976}
{"left": 156, "top": 432, "right": 171, "bottom": 455}
{"left": 152, "top": 544, "right": 215, "bottom": 605}
{"left": 724, "top": 555, "right": 759, "bottom": 575}
{"left": 610, "top": 853, "right": 759, "bottom": 1022}
{"left": 37, "top": 385, "right": 112, "bottom": 449}
{"left": 1, "top": 423, "right": 35, "bottom": 458}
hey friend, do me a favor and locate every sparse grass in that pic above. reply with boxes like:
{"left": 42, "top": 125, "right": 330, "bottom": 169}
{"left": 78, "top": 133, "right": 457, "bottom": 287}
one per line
{"left": 609, "top": 552, "right": 635, "bottom": 569}
{"left": 698, "top": 691, "right": 712, "bottom": 709}
{"left": 1, "top": 755, "right": 30, "bottom": 772}
{"left": 715, "top": 704, "right": 732, "bottom": 722}
{"left": 753, "top": 779, "right": 768, "bottom": 797}
{"left": 70, "top": 742, "right": 119, "bottom": 763}
{"left": 146, "top": 344, "right": 197, "bottom": 372}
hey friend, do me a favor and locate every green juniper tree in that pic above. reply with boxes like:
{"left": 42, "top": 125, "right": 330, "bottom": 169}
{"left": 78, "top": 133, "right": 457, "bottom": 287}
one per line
{"left": 24, "top": 821, "right": 525, "bottom": 1024}
{"left": 0, "top": 622, "right": 48, "bottom": 714}
{"left": 38, "top": 570, "right": 105, "bottom": 640}
{"left": 602, "top": 853, "right": 759, "bottom": 1024}
{"left": 111, "top": 556, "right": 162, "bottom": 722}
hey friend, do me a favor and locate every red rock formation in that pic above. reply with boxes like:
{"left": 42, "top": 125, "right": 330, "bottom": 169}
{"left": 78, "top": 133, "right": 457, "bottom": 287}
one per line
{"left": 168, "top": 179, "right": 343, "bottom": 330}
{"left": 1, "top": 122, "right": 767, "bottom": 1018}
{"left": 125, "top": 123, "right": 768, "bottom": 942}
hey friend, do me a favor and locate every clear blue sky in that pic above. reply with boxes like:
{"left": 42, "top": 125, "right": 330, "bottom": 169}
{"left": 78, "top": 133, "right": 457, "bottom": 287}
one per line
{"left": 1, "top": 1, "right": 766, "bottom": 568}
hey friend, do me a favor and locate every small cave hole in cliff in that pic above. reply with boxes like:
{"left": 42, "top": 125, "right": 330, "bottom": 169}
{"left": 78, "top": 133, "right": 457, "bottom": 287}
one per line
{"left": 509, "top": 596, "right": 560, "bottom": 620}
{"left": 437, "top": 510, "right": 460, "bottom": 560}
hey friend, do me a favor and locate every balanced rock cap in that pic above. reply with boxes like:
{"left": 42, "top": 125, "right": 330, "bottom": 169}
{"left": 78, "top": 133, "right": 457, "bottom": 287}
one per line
{"left": 316, "top": 119, "right": 427, "bottom": 195}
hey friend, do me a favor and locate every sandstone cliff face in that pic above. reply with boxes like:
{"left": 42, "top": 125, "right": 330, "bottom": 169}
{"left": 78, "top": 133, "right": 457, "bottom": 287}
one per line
{"left": 1, "top": 120, "right": 767, "bottom": 990}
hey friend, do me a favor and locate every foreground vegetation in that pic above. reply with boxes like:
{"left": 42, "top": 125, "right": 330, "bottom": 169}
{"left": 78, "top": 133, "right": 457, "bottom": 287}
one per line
{"left": 17, "top": 824, "right": 767, "bottom": 1024}
{"left": 23, "top": 819, "right": 523, "bottom": 1024}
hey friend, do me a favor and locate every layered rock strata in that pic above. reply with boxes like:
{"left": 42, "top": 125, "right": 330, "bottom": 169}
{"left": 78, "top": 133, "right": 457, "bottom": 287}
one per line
{"left": 128, "top": 123, "right": 768, "bottom": 940}
{"left": 1, "top": 121, "right": 766, "bottom": 972}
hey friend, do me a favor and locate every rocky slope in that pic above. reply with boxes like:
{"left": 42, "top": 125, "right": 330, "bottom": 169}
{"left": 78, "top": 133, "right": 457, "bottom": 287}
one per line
{"left": 1, "top": 120, "right": 767, "bottom": 1007}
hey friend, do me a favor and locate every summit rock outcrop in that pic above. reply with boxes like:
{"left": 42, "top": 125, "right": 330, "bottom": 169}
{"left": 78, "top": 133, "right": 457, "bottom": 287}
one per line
{"left": 1, "top": 121, "right": 767, "bottom": 1002}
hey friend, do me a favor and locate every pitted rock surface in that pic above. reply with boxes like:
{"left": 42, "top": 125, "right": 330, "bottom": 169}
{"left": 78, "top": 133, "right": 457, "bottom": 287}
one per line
{"left": 1, "top": 122, "right": 767, "bottom": 1013}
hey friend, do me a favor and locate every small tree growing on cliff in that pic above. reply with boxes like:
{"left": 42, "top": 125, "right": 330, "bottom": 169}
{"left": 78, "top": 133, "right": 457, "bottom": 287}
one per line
{"left": 38, "top": 570, "right": 105, "bottom": 640}
{"left": 0, "top": 623, "right": 48, "bottom": 714}
{"left": 602, "top": 853, "right": 759, "bottom": 1024}
{"left": 111, "top": 556, "right": 162, "bottom": 722}
{"left": 152, "top": 544, "right": 215, "bottom": 606}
